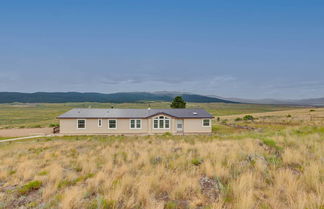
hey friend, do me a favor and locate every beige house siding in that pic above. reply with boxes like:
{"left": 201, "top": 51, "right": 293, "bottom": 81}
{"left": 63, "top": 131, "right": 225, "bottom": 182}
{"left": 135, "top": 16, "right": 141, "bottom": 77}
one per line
{"left": 59, "top": 115, "right": 211, "bottom": 135}
{"left": 183, "top": 118, "right": 212, "bottom": 133}
{"left": 60, "top": 118, "right": 149, "bottom": 134}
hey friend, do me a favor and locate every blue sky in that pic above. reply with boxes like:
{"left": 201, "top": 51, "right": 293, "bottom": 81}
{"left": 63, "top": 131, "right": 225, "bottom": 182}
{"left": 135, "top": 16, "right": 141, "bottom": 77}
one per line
{"left": 0, "top": 0, "right": 323, "bottom": 99}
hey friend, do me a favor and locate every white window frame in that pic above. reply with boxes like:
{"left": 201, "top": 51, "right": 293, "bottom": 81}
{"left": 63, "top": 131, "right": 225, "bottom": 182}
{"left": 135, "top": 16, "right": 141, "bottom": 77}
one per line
{"left": 176, "top": 119, "right": 183, "bottom": 130}
{"left": 152, "top": 115, "right": 170, "bottom": 129}
{"left": 165, "top": 119, "right": 170, "bottom": 129}
{"left": 108, "top": 119, "right": 117, "bottom": 129}
{"left": 153, "top": 119, "right": 159, "bottom": 129}
{"left": 98, "top": 119, "right": 102, "bottom": 127}
{"left": 77, "top": 119, "right": 86, "bottom": 129}
{"left": 202, "top": 119, "right": 211, "bottom": 127}
{"left": 129, "top": 119, "right": 142, "bottom": 129}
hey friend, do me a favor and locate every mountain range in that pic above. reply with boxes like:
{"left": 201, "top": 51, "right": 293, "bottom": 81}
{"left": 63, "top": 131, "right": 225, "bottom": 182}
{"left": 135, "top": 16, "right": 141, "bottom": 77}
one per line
{"left": 0, "top": 92, "right": 323, "bottom": 106}
{"left": 0, "top": 92, "right": 236, "bottom": 104}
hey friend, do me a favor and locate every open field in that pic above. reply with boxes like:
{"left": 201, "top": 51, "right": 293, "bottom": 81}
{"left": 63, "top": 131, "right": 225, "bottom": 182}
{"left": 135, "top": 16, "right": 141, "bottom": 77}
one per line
{"left": 0, "top": 106, "right": 323, "bottom": 209}
{"left": 221, "top": 107, "right": 324, "bottom": 121}
{"left": 215, "top": 107, "right": 324, "bottom": 134}
{"left": 0, "top": 102, "right": 299, "bottom": 129}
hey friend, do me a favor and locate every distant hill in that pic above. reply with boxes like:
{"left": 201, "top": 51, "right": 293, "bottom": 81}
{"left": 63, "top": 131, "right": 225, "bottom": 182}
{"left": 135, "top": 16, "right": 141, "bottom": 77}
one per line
{"left": 0, "top": 92, "right": 238, "bottom": 103}
{"left": 226, "top": 97, "right": 324, "bottom": 106}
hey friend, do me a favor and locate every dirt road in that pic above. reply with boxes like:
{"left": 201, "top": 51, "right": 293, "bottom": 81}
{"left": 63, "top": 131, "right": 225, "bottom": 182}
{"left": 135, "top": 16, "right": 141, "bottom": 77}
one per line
{"left": 0, "top": 128, "right": 53, "bottom": 137}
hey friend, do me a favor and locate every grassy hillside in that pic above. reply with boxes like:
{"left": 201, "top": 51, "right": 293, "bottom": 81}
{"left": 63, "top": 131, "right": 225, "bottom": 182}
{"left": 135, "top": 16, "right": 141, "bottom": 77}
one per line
{"left": 0, "top": 110, "right": 323, "bottom": 209}
{"left": 0, "top": 92, "right": 236, "bottom": 103}
{"left": 0, "top": 102, "right": 298, "bottom": 129}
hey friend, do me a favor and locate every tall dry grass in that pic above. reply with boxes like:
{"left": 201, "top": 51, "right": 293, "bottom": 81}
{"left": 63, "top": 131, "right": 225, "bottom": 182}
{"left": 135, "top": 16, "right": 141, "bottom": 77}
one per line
{"left": 0, "top": 125, "right": 323, "bottom": 208}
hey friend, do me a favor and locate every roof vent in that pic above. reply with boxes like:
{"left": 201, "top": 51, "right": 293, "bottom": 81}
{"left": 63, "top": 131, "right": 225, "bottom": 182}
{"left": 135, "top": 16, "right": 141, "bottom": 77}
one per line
{"left": 193, "top": 112, "right": 198, "bottom": 115}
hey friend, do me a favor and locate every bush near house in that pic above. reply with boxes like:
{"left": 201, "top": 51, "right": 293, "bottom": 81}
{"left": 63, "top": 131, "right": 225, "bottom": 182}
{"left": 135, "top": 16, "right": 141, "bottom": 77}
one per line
{"left": 243, "top": 115, "right": 255, "bottom": 121}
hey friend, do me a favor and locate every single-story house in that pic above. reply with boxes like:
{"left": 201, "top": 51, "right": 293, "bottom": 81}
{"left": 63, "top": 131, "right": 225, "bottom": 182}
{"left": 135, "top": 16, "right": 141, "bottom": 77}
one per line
{"left": 57, "top": 108, "right": 213, "bottom": 135}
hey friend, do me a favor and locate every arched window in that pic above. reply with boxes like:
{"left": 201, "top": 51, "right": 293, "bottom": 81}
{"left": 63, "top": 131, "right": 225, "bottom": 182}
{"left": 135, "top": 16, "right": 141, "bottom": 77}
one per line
{"left": 153, "top": 115, "right": 170, "bottom": 129}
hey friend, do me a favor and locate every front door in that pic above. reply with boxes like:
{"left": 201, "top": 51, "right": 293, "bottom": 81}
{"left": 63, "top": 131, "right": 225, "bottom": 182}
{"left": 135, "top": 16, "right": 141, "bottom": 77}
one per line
{"left": 176, "top": 120, "right": 184, "bottom": 132}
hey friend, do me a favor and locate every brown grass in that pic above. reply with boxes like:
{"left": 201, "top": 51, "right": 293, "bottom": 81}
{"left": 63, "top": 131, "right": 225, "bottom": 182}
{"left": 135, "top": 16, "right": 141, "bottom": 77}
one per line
{"left": 0, "top": 109, "right": 323, "bottom": 209}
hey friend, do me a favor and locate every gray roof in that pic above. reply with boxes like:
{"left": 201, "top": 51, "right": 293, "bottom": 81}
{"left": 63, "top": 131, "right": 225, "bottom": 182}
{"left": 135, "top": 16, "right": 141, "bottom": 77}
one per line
{"left": 57, "top": 108, "right": 213, "bottom": 119}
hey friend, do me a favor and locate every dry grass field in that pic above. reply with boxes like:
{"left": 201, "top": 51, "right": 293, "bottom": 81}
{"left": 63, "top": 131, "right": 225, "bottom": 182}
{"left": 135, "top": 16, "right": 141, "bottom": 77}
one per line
{"left": 0, "top": 102, "right": 296, "bottom": 129}
{"left": 0, "top": 106, "right": 323, "bottom": 209}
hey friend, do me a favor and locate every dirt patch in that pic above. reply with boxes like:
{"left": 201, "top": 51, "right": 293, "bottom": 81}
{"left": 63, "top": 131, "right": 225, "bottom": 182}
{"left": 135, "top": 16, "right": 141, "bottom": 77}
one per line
{"left": 223, "top": 123, "right": 263, "bottom": 131}
{"left": 0, "top": 128, "right": 52, "bottom": 138}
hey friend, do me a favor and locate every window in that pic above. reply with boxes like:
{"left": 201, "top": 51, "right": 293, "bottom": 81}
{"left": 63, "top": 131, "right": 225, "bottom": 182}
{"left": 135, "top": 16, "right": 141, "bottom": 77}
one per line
{"left": 165, "top": 120, "right": 170, "bottom": 128}
{"left": 130, "top": 119, "right": 135, "bottom": 128}
{"left": 77, "top": 119, "right": 86, "bottom": 129}
{"left": 98, "top": 119, "right": 102, "bottom": 127}
{"left": 202, "top": 119, "right": 211, "bottom": 127}
{"left": 176, "top": 120, "right": 183, "bottom": 130}
{"left": 153, "top": 115, "right": 170, "bottom": 129}
{"left": 108, "top": 119, "right": 117, "bottom": 129}
{"left": 154, "top": 120, "right": 158, "bottom": 129}
{"left": 130, "top": 119, "right": 141, "bottom": 129}
{"left": 159, "top": 119, "right": 164, "bottom": 128}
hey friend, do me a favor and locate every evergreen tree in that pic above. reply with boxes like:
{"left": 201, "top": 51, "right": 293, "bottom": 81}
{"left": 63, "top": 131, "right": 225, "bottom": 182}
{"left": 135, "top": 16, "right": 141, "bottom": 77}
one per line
{"left": 170, "top": 96, "right": 186, "bottom": 108}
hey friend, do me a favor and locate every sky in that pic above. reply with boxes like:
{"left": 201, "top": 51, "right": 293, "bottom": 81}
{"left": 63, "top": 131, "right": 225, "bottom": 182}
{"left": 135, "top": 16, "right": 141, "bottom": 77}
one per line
{"left": 0, "top": 0, "right": 323, "bottom": 99}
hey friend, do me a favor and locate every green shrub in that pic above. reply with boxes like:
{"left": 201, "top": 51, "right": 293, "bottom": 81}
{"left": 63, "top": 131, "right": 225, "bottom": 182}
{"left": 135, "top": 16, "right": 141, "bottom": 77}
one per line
{"left": 58, "top": 173, "right": 94, "bottom": 189}
{"left": 164, "top": 201, "right": 177, "bottom": 209}
{"left": 263, "top": 138, "right": 276, "bottom": 147}
{"left": 212, "top": 125, "right": 220, "bottom": 132}
{"left": 265, "top": 155, "right": 283, "bottom": 167}
{"left": 58, "top": 179, "right": 75, "bottom": 189}
{"left": 191, "top": 158, "right": 203, "bottom": 166}
{"left": 310, "top": 109, "right": 315, "bottom": 112}
{"left": 38, "top": 171, "right": 48, "bottom": 176}
{"left": 243, "top": 115, "right": 254, "bottom": 121}
{"left": 287, "top": 114, "right": 292, "bottom": 118}
{"left": 26, "top": 202, "right": 38, "bottom": 208}
{"left": 101, "top": 199, "right": 116, "bottom": 209}
{"left": 75, "top": 173, "right": 95, "bottom": 182}
{"left": 49, "top": 123, "right": 59, "bottom": 127}
{"left": 235, "top": 117, "right": 242, "bottom": 121}
{"left": 262, "top": 138, "right": 283, "bottom": 151}
{"left": 162, "top": 132, "right": 172, "bottom": 137}
{"left": 73, "top": 165, "right": 83, "bottom": 172}
{"left": 18, "top": 180, "right": 42, "bottom": 195}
